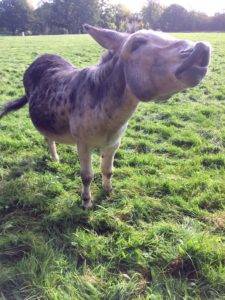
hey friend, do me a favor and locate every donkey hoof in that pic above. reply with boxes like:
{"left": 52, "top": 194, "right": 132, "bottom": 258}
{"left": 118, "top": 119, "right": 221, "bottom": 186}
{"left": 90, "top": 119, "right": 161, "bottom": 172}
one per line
{"left": 52, "top": 156, "right": 59, "bottom": 163}
{"left": 103, "top": 186, "right": 113, "bottom": 195}
{"left": 82, "top": 197, "right": 93, "bottom": 210}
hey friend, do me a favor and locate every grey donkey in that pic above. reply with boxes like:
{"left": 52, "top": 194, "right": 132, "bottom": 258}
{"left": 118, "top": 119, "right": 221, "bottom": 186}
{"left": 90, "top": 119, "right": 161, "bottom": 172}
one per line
{"left": 0, "top": 25, "right": 211, "bottom": 208}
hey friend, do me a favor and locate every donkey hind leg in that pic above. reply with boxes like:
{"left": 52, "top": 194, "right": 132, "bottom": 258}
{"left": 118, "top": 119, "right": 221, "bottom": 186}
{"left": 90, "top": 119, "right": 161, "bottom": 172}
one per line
{"left": 45, "top": 137, "right": 59, "bottom": 162}
{"left": 101, "top": 142, "right": 120, "bottom": 194}
{"left": 77, "top": 144, "right": 93, "bottom": 209}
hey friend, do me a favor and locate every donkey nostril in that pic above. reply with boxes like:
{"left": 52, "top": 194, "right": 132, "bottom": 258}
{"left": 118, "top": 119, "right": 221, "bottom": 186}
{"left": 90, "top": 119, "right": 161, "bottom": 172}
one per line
{"left": 180, "top": 48, "right": 193, "bottom": 53}
{"left": 180, "top": 48, "right": 193, "bottom": 58}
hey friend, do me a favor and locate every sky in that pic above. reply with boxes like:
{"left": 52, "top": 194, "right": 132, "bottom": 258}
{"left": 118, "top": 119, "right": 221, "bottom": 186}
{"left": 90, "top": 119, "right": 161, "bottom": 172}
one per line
{"left": 31, "top": 0, "right": 225, "bottom": 16}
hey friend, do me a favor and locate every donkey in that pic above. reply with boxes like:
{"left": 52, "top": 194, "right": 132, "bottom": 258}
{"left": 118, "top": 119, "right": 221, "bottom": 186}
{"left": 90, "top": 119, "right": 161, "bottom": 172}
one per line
{"left": 0, "top": 25, "right": 210, "bottom": 208}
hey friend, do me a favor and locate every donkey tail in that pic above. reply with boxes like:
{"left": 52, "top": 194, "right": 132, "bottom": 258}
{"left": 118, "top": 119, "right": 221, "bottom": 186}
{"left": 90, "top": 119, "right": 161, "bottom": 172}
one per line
{"left": 0, "top": 96, "right": 28, "bottom": 119}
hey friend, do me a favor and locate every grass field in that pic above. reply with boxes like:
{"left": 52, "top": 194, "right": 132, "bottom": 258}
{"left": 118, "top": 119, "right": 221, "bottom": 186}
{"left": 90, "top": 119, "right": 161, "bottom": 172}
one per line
{"left": 0, "top": 33, "right": 225, "bottom": 299}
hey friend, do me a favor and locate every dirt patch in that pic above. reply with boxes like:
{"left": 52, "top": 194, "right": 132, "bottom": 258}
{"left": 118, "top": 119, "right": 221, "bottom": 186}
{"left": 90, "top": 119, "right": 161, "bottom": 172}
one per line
{"left": 166, "top": 256, "right": 198, "bottom": 280}
{"left": 0, "top": 244, "right": 32, "bottom": 263}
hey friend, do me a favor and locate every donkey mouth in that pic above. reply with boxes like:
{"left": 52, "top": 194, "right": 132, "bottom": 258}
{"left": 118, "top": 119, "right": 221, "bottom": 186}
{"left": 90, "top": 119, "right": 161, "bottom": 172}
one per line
{"left": 175, "top": 42, "right": 210, "bottom": 86}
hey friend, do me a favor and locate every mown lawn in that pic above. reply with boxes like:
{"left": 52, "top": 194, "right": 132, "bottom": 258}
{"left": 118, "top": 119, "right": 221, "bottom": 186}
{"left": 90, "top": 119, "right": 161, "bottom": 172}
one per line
{"left": 0, "top": 33, "right": 225, "bottom": 299}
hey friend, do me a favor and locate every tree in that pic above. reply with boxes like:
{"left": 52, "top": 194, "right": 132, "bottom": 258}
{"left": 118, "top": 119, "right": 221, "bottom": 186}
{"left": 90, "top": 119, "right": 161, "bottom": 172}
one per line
{"left": 142, "top": 0, "right": 164, "bottom": 29}
{"left": 49, "top": 0, "right": 99, "bottom": 34}
{"left": 159, "top": 4, "right": 189, "bottom": 32}
{"left": 1, "top": 0, "right": 225, "bottom": 35}
{"left": 112, "top": 4, "right": 131, "bottom": 31}
{"left": 31, "top": 2, "right": 53, "bottom": 34}
{"left": 188, "top": 11, "right": 211, "bottom": 31}
{"left": 97, "top": 2, "right": 131, "bottom": 31}
{"left": 97, "top": 0, "right": 116, "bottom": 29}
{"left": 211, "top": 13, "right": 225, "bottom": 31}
{"left": 0, "top": 0, "right": 33, "bottom": 34}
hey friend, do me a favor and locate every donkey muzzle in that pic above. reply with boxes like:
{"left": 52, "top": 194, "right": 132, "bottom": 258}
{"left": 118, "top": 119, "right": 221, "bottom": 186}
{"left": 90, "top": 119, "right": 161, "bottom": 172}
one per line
{"left": 175, "top": 42, "right": 211, "bottom": 87}
{"left": 175, "top": 42, "right": 210, "bottom": 77}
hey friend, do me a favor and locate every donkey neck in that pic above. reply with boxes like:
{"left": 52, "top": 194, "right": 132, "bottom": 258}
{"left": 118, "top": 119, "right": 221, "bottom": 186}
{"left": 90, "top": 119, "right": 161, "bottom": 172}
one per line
{"left": 89, "top": 54, "right": 139, "bottom": 128}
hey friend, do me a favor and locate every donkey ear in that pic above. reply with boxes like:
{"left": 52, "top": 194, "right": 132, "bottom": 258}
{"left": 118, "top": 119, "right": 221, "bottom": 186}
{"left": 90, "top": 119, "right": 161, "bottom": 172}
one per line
{"left": 83, "top": 24, "right": 128, "bottom": 50}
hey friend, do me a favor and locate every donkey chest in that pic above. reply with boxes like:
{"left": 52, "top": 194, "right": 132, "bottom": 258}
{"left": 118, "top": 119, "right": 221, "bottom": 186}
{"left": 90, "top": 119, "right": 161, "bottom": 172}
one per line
{"left": 71, "top": 114, "right": 127, "bottom": 147}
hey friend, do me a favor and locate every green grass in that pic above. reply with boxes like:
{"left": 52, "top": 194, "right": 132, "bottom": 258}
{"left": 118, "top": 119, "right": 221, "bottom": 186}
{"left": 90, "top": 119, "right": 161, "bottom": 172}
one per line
{"left": 0, "top": 33, "right": 225, "bottom": 299}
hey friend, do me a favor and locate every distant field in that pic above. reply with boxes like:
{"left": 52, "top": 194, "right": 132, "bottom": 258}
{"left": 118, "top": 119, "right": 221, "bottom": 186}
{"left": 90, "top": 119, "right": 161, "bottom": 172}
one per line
{"left": 0, "top": 33, "right": 225, "bottom": 299}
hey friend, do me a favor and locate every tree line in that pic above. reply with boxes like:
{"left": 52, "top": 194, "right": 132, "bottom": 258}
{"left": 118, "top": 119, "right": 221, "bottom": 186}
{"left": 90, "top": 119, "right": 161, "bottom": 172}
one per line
{"left": 0, "top": 0, "right": 224, "bottom": 35}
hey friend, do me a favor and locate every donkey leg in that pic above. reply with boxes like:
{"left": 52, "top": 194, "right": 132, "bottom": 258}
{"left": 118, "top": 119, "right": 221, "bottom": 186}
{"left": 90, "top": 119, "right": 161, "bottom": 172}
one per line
{"left": 77, "top": 144, "right": 93, "bottom": 209}
{"left": 45, "top": 137, "right": 59, "bottom": 162}
{"left": 101, "top": 142, "right": 120, "bottom": 193}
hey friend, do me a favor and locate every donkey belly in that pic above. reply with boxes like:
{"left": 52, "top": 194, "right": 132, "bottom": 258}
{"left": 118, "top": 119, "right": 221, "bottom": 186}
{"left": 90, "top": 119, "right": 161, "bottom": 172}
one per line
{"left": 29, "top": 103, "right": 76, "bottom": 144}
{"left": 43, "top": 131, "right": 76, "bottom": 145}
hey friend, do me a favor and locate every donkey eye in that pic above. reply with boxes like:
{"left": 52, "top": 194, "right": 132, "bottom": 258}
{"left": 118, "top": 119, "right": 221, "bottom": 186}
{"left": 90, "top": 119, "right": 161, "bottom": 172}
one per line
{"left": 131, "top": 38, "right": 147, "bottom": 52}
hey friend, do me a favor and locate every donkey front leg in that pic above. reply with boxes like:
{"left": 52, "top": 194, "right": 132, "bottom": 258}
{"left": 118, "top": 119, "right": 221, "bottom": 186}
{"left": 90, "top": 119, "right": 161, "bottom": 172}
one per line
{"left": 77, "top": 144, "right": 93, "bottom": 209}
{"left": 101, "top": 142, "right": 120, "bottom": 193}
{"left": 45, "top": 137, "right": 59, "bottom": 162}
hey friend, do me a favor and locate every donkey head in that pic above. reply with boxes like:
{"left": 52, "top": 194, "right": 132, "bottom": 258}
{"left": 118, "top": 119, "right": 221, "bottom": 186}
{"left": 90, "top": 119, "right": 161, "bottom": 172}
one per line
{"left": 84, "top": 24, "right": 211, "bottom": 101}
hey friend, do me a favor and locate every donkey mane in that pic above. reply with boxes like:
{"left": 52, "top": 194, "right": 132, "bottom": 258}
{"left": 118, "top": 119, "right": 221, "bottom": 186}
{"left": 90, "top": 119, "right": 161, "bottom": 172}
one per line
{"left": 86, "top": 50, "right": 125, "bottom": 105}
{"left": 90, "top": 50, "right": 119, "bottom": 86}
{"left": 99, "top": 50, "right": 115, "bottom": 64}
